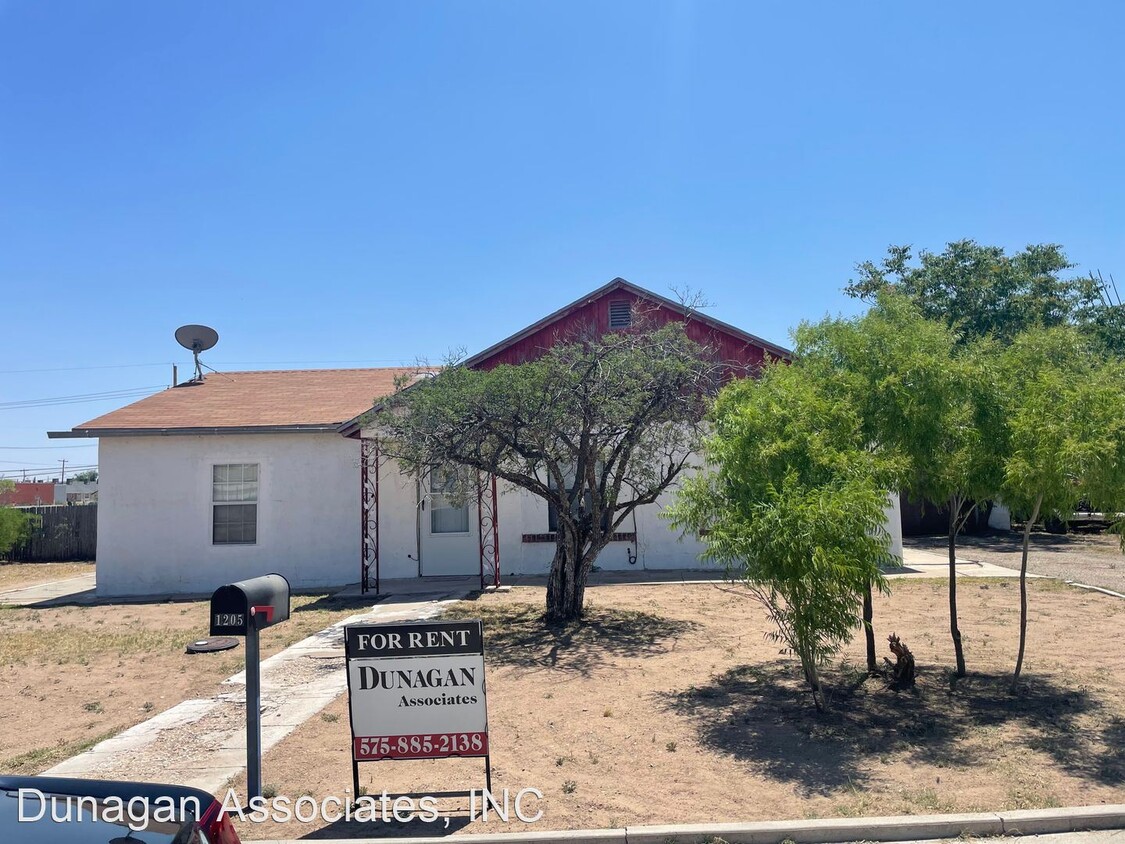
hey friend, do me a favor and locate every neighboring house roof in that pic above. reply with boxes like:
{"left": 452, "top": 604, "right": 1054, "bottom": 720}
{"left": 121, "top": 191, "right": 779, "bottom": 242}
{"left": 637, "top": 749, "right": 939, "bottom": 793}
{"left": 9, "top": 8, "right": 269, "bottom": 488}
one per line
{"left": 48, "top": 368, "right": 417, "bottom": 438}
{"left": 0, "top": 482, "right": 56, "bottom": 506}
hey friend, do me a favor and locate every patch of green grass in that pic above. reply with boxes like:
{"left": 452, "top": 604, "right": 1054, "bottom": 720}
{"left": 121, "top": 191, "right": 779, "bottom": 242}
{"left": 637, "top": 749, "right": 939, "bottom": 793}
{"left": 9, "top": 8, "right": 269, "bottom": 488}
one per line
{"left": 3, "top": 729, "right": 119, "bottom": 775}
{"left": 901, "top": 788, "right": 957, "bottom": 813}
{"left": 1006, "top": 785, "right": 1062, "bottom": 810}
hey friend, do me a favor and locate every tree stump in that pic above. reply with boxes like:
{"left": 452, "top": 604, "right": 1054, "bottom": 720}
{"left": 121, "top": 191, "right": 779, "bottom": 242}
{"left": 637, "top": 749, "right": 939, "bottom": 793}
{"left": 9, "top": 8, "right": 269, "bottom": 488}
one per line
{"left": 884, "top": 632, "right": 916, "bottom": 687}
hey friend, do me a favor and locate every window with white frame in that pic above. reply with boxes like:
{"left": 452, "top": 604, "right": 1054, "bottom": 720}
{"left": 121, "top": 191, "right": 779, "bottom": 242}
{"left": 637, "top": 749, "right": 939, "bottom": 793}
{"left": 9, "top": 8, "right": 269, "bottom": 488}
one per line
{"left": 429, "top": 466, "right": 470, "bottom": 534}
{"left": 212, "top": 463, "right": 258, "bottom": 545}
{"left": 546, "top": 465, "right": 609, "bottom": 532}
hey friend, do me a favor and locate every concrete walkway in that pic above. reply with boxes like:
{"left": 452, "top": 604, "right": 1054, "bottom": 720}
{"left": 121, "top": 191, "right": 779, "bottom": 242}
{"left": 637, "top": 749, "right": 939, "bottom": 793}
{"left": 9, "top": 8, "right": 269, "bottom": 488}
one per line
{"left": 43, "top": 583, "right": 475, "bottom": 793}
{"left": 0, "top": 571, "right": 98, "bottom": 606}
{"left": 894, "top": 547, "right": 1027, "bottom": 578}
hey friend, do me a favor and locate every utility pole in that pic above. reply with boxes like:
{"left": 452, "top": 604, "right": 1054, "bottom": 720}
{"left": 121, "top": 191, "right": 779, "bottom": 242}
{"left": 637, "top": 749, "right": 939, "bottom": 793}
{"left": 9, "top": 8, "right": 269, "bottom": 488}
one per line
{"left": 59, "top": 459, "right": 66, "bottom": 484}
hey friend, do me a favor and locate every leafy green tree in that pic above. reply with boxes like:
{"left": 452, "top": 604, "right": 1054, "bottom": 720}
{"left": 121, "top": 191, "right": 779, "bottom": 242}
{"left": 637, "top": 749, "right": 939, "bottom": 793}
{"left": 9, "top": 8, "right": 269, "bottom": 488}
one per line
{"left": 370, "top": 322, "right": 722, "bottom": 622}
{"left": 845, "top": 241, "right": 1122, "bottom": 350}
{"left": 70, "top": 470, "right": 98, "bottom": 483}
{"left": 795, "top": 294, "right": 1007, "bottom": 676}
{"left": 998, "top": 327, "right": 1125, "bottom": 692}
{"left": 0, "top": 481, "right": 36, "bottom": 560}
{"left": 667, "top": 361, "right": 897, "bottom": 711}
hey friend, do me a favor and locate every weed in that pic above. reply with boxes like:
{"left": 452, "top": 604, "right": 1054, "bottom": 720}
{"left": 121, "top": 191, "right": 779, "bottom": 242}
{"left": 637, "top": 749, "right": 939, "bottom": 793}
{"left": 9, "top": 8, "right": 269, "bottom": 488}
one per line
{"left": 2, "top": 729, "right": 118, "bottom": 774}
{"left": 562, "top": 780, "right": 577, "bottom": 794}
{"left": 666, "top": 741, "right": 678, "bottom": 752}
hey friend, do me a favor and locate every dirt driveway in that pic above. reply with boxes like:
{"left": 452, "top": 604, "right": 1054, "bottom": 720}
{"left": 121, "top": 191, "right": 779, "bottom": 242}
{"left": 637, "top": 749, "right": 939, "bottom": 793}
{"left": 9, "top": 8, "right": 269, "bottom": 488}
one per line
{"left": 905, "top": 531, "right": 1125, "bottom": 593}
{"left": 0, "top": 562, "right": 94, "bottom": 592}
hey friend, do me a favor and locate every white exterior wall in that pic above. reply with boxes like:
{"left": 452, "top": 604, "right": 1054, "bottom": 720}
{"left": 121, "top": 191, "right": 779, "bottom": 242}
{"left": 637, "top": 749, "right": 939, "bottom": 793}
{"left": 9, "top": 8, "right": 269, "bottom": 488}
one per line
{"left": 97, "top": 431, "right": 907, "bottom": 595}
{"left": 492, "top": 481, "right": 709, "bottom": 576}
{"left": 97, "top": 433, "right": 360, "bottom": 597}
{"left": 884, "top": 492, "right": 904, "bottom": 560}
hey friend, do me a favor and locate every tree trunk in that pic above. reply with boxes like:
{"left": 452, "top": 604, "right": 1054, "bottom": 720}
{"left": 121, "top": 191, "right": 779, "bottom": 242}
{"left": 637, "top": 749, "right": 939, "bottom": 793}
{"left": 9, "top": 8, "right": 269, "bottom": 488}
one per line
{"left": 799, "top": 648, "right": 825, "bottom": 712}
{"left": 948, "top": 495, "right": 967, "bottom": 678}
{"left": 1011, "top": 493, "right": 1043, "bottom": 694}
{"left": 863, "top": 581, "right": 877, "bottom": 674}
{"left": 545, "top": 529, "right": 588, "bottom": 622}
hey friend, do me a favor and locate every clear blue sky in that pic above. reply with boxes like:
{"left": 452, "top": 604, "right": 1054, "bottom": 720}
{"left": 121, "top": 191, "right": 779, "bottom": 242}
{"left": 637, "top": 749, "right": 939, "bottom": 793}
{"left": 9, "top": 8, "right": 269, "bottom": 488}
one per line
{"left": 2, "top": 1, "right": 1122, "bottom": 478}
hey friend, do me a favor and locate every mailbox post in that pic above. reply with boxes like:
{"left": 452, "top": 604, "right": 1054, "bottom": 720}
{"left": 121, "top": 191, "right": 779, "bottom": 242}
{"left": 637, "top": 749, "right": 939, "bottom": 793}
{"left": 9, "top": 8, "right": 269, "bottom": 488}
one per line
{"left": 210, "top": 573, "right": 290, "bottom": 802}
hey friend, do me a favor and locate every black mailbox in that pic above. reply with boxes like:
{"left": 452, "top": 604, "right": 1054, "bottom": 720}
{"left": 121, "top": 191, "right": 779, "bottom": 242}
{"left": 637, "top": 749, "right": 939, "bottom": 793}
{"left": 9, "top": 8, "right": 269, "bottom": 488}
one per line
{"left": 210, "top": 573, "right": 291, "bottom": 636}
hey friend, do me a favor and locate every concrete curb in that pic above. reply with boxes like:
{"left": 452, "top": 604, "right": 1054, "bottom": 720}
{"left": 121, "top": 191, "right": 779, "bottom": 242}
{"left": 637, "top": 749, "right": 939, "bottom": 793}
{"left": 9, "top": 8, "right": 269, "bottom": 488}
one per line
{"left": 252, "top": 804, "right": 1125, "bottom": 844}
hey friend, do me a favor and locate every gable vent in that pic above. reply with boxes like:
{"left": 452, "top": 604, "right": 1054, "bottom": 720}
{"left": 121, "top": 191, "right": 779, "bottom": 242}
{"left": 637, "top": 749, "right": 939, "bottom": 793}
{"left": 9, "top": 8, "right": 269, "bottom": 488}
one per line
{"left": 608, "top": 300, "right": 632, "bottom": 328}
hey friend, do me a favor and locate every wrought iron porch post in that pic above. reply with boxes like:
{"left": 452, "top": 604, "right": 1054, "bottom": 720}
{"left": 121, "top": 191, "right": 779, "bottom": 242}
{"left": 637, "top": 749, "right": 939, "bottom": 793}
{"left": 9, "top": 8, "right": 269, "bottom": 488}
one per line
{"left": 477, "top": 471, "right": 501, "bottom": 590}
{"left": 360, "top": 437, "right": 380, "bottom": 594}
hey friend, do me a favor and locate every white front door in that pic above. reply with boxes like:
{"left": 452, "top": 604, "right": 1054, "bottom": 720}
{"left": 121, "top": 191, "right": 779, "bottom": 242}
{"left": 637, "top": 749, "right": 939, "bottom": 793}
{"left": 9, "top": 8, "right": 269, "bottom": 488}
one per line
{"left": 420, "top": 468, "right": 479, "bottom": 576}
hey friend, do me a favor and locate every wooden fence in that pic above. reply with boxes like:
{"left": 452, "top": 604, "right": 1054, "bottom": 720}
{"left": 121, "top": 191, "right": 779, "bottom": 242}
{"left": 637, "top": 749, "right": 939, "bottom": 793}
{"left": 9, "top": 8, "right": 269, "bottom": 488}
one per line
{"left": 7, "top": 504, "right": 97, "bottom": 562}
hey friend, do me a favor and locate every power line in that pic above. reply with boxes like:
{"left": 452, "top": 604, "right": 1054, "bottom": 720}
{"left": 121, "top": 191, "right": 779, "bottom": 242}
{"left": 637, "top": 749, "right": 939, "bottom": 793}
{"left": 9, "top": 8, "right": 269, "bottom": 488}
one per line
{"left": 0, "top": 358, "right": 429, "bottom": 374}
{"left": 0, "top": 444, "right": 98, "bottom": 450}
{"left": 0, "top": 363, "right": 169, "bottom": 374}
{"left": 0, "top": 385, "right": 165, "bottom": 410}
{"left": 0, "top": 464, "right": 97, "bottom": 479}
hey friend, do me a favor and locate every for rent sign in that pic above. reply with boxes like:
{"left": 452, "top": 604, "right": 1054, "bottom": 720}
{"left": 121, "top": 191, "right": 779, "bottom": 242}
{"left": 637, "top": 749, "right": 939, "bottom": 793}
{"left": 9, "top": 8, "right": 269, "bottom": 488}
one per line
{"left": 345, "top": 620, "right": 489, "bottom": 763}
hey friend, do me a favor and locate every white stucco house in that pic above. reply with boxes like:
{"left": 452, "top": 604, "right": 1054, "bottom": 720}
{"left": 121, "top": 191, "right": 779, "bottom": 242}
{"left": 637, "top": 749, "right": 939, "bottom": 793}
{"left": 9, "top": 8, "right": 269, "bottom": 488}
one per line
{"left": 50, "top": 279, "right": 902, "bottom": 598}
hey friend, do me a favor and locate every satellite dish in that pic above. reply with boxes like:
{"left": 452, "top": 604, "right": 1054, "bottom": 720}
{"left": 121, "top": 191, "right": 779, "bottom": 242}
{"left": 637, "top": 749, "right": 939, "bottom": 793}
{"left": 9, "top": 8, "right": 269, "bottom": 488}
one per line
{"left": 175, "top": 324, "right": 219, "bottom": 381}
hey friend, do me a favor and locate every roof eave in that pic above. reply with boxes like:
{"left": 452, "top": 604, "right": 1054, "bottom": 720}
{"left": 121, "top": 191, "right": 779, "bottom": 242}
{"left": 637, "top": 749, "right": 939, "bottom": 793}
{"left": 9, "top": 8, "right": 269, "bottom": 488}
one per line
{"left": 48, "top": 424, "right": 345, "bottom": 439}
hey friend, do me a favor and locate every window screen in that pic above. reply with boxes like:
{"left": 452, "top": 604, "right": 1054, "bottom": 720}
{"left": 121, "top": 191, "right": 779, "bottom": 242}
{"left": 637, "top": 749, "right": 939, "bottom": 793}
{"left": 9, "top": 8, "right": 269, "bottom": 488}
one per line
{"left": 213, "top": 463, "right": 258, "bottom": 544}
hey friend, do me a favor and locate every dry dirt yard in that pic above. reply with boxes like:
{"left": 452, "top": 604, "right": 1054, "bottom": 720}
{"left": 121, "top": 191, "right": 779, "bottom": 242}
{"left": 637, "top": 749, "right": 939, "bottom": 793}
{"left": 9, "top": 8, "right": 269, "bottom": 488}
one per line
{"left": 907, "top": 530, "right": 1125, "bottom": 594}
{"left": 0, "top": 592, "right": 382, "bottom": 776}
{"left": 0, "top": 561, "right": 94, "bottom": 592}
{"left": 230, "top": 579, "right": 1125, "bottom": 840}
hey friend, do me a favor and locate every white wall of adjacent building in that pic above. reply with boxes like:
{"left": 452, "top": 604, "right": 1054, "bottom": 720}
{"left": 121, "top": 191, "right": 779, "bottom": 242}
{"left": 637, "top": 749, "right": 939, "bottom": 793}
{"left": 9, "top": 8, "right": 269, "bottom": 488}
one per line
{"left": 96, "top": 433, "right": 361, "bottom": 597}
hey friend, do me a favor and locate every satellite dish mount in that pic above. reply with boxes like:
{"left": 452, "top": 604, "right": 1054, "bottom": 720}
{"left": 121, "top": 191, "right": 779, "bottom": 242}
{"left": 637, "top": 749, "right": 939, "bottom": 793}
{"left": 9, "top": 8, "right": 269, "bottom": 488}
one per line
{"left": 175, "top": 324, "right": 220, "bottom": 382}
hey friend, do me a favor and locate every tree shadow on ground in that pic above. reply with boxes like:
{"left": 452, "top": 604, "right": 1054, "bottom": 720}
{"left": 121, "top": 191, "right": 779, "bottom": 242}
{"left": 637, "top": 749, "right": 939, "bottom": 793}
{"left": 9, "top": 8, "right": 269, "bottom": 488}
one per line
{"left": 291, "top": 593, "right": 389, "bottom": 614}
{"left": 908, "top": 530, "right": 1108, "bottom": 555}
{"left": 659, "top": 662, "right": 1121, "bottom": 796}
{"left": 444, "top": 601, "right": 696, "bottom": 674}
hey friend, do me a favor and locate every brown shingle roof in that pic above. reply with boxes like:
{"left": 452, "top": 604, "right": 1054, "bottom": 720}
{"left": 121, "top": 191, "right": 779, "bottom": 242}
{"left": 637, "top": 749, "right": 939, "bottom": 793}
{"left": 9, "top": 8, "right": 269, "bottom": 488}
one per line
{"left": 62, "top": 368, "right": 417, "bottom": 435}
